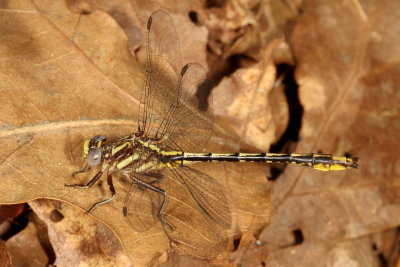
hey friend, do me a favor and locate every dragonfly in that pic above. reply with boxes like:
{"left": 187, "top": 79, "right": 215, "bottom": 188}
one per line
{"left": 66, "top": 10, "right": 359, "bottom": 231}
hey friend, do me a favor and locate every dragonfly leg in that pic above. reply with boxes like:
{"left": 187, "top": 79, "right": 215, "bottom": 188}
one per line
{"left": 142, "top": 172, "right": 165, "bottom": 184}
{"left": 72, "top": 164, "right": 90, "bottom": 176}
{"left": 65, "top": 170, "right": 103, "bottom": 188}
{"left": 65, "top": 171, "right": 116, "bottom": 213}
{"left": 130, "top": 175, "right": 173, "bottom": 231}
{"left": 122, "top": 173, "right": 164, "bottom": 217}
{"left": 86, "top": 173, "right": 116, "bottom": 213}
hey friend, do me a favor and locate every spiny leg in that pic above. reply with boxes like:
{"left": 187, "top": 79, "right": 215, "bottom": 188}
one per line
{"left": 122, "top": 172, "right": 164, "bottom": 217}
{"left": 144, "top": 172, "right": 165, "bottom": 184}
{"left": 86, "top": 173, "right": 116, "bottom": 213}
{"left": 65, "top": 170, "right": 103, "bottom": 188}
{"left": 129, "top": 175, "right": 173, "bottom": 231}
{"left": 71, "top": 164, "right": 90, "bottom": 177}
{"left": 65, "top": 171, "right": 116, "bottom": 213}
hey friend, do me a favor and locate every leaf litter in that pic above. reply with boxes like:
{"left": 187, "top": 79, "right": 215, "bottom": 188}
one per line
{"left": 0, "top": 0, "right": 270, "bottom": 266}
{"left": 0, "top": 0, "right": 399, "bottom": 266}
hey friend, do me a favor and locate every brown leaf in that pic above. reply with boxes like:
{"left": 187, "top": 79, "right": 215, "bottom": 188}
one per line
{"left": 0, "top": 240, "right": 12, "bottom": 267}
{"left": 371, "top": 228, "right": 400, "bottom": 267}
{"left": 213, "top": 38, "right": 289, "bottom": 151}
{"left": 204, "top": 1, "right": 262, "bottom": 60}
{"left": 29, "top": 199, "right": 131, "bottom": 266}
{"left": 242, "top": 0, "right": 400, "bottom": 266}
{"left": 0, "top": 1, "right": 270, "bottom": 265}
{"left": 5, "top": 219, "right": 49, "bottom": 266}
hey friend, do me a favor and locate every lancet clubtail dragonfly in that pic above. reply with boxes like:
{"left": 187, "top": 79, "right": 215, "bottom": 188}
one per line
{"left": 67, "top": 10, "right": 359, "bottom": 230}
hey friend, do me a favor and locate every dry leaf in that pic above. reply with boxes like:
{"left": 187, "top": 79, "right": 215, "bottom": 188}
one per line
{"left": 28, "top": 199, "right": 131, "bottom": 266}
{"left": 245, "top": 0, "right": 400, "bottom": 266}
{"left": 0, "top": 240, "right": 12, "bottom": 267}
{"left": 0, "top": 1, "right": 270, "bottom": 266}
{"left": 214, "top": 38, "right": 289, "bottom": 151}
{"left": 5, "top": 219, "right": 49, "bottom": 266}
{"left": 4, "top": 0, "right": 398, "bottom": 266}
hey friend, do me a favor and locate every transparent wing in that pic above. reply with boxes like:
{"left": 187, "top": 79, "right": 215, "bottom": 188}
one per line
{"left": 163, "top": 63, "right": 213, "bottom": 152}
{"left": 165, "top": 166, "right": 231, "bottom": 229}
{"left": 123, "top": 181, "right": 156, "bottom": 232}
{"left": 138, "top": 10, "right": 213, "bottom": 153}
{"left": 121, "top": 147, "right": 167, "bottom": 232}
{"left": 123, "top": 172, "right": 166, "bottom": 232}
{"left": 138, "top": 10, "right": 182, "bottom": 138}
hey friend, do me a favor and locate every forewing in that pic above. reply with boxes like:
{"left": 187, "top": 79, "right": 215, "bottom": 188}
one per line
{"left": 138, "top": 10, "right": 182, "bottom": 138}
{"left": 138, "top": 11, "right": 213, "bottom": 152}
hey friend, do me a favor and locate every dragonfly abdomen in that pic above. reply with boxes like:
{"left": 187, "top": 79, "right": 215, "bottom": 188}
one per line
{"left": 167, "top": 152, "right": 359, "bottom": 171}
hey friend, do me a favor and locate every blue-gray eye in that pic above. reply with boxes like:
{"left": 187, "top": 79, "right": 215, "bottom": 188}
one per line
{"left": 93, "top": 135, "right": 106, "bottom": 142}
{"left": 87, "top": 147, "right": 102, "bottom": 167}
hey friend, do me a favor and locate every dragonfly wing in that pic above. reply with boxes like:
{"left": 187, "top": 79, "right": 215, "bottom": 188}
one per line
{"left": 138, "top": 10, "right": 213, "bottom": 152}
{"left": 123, "top": 172, "right": 167, "bottom": 232}
{"left": 138, "top": 10, "right": 182, "bottom": 138}
{"left": 165, "top": 166, "right": 231, "bottom": 229}
{"left": 163, "top": 62, "right": 213, "bottom": 153}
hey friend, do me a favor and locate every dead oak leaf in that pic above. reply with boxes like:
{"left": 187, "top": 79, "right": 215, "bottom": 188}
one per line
{"left": 243, "top": 0, "right": 400, "bottom": 266}
{"left": 0, "top": 1, "right": 271, "bottom": 265}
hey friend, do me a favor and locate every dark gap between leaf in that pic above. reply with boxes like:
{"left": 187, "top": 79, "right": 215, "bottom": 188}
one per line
{"left": 0, "top": 203, "right": 30, "bottom": 241}
{"left": 205, "top": 0, "right": 226, "bottom": 8}
{"left": 278, "top": 229, "right": 304, "bottom": 249}
{"left": 270, "top": 64, "right": 302, "bottom": 150}
{"left": 197, "top": 53, "right": 250, "bottom": 111}
{"left": 196, "top": 79, "right": 214, "bottom": 112}
{"left": 372, "top": 241, "right": 389, "bottom": 267}
{"left": 28, "top": 204, "right": 57, "bottom": 265}
{"left": 269, "top": 64, "right": 303, "bottom": 180}
{"left": 268, "top": 166, "right": 285, "bottom": 181}
{"left": 377, "top": 252, "right": 388, "bottom": 267}
{"left": 233, "top": 237, "right": 241, "bottom": 250}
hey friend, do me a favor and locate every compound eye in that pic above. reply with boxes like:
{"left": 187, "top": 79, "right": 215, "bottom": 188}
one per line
{"left": 93, "top": 135, "right": 106, "bottom": 142}
{"left": 87, "top": 147, "right": 102, "bottom": 167}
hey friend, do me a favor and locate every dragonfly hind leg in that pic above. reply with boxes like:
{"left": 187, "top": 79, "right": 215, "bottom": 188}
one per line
{"left": 143, "top": 172, "right": 164, "bottom": 184}
{"left": 129, "top": 175, "right": 173, "bottom": 231}
{"left": 86, "top": 173, "right": 116, "bottom": 213}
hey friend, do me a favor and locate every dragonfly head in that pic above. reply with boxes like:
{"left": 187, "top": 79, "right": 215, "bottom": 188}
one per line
{"left": 83, "top": 135, "right": 106, "bottom": 167}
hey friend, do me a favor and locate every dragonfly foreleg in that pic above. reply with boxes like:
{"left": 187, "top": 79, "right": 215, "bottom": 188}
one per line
{"left": 71, "top": 164, "right": 90, "bottom": 176}
{"left": 65, "top": 170, "right": 103, "bottom": 188}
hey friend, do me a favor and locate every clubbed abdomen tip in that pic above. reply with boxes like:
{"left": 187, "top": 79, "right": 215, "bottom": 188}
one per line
{"left": 349, "top": 157, "right": 359, "bottom": 169}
